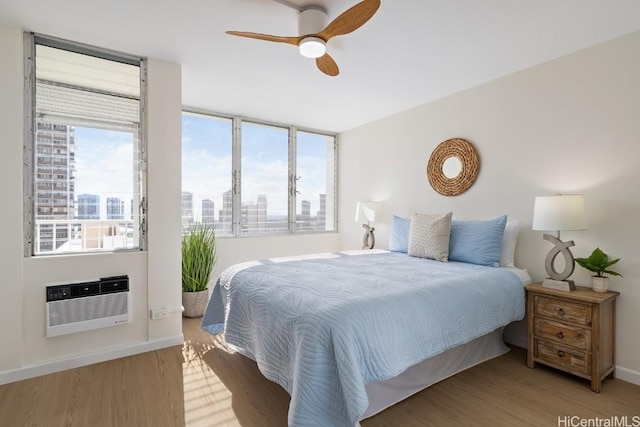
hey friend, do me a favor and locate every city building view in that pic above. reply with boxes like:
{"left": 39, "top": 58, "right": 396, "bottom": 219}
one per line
{"left": 181, "top": 190, "right": 327, "bottom": 234}
{"left": 34, "top": 122, "right": 75, "bottom": 252}
{"left": 107, "top": 197, "right": 125, "bottom": 220}
{"left": 34, "top": 123, "right": 137, "bottom": 253}
{"left": 77, "top": 194, "right": 100, "bottom": 220}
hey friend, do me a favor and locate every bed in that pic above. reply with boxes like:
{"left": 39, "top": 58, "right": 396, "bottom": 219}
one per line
{"left": 202, "top": 249, "right": 529, "bottom": 427}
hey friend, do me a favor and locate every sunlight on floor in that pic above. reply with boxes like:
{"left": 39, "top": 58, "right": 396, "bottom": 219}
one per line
{"left": 182, "top": 326, "right": 240, "bottom": 426}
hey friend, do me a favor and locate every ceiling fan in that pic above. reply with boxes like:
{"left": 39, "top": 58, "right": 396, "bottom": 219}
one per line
{"left": 226, "top": 0, "right": 381, "bottom": 76}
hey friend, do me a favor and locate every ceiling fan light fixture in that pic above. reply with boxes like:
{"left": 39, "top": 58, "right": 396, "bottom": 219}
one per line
{"left": 226, "top": 0, "right": 381, "bottom": 76}
{"left": 299, "top": 37, "right": 326, "bottom": 58}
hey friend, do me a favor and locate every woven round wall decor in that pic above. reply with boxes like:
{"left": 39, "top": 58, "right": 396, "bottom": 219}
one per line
{"left": 427, "top": 138, "right": 479, "bottom": 196}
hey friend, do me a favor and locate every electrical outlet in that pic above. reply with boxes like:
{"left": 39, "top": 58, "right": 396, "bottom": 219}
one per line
{"left": 150, "top": 307, "right": 168, "bottom": 320}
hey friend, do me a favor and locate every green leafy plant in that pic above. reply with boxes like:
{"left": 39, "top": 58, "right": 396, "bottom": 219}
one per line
{"left": 575, "top": 247, "right": 622, "bottom": 278}
{"left": 182, "top": 223, "right": 217, "bottom": 292}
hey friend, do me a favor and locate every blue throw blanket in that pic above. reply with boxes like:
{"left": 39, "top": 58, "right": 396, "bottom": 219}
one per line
{"left": 202, "top": 251, "right": 524, "bottom": 427}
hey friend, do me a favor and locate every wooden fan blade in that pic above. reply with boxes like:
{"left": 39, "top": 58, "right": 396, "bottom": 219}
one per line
{"left": 317, "top": 0, "right": 380, "bottom": 41}
{"left": 316, "top": 54, "right": 339, "bottom": 76}
{"left": 225, "top": 31, "right": 302, "bottom": 46}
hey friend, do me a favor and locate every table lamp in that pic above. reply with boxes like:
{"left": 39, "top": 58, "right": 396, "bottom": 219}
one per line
{"left": 355, "top": 201, "right": 381, "bottom": 249}
{"left": 532, "top": 194, "right": 588, "bottom": 291}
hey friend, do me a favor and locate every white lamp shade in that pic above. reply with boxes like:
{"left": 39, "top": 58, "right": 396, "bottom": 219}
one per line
{"left": 355, "top": 201, "right": 380, "bottom": 223}
{"left": 532, "top": 194, "right": 588, "bottom": 231}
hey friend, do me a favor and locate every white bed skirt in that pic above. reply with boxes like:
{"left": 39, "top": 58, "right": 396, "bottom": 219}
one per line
{"left": 229, "top": 327, "right": 508, "bottom": 424}
{"left": 361, "top": 327, "right": 508, "bottom": 420}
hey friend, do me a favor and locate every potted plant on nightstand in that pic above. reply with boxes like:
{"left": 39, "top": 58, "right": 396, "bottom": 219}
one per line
{"left": 575, "top": 247, "right": 622, "bottom": 292}
{"left": 182, "top": 223, "right": 217, "bottom": 317}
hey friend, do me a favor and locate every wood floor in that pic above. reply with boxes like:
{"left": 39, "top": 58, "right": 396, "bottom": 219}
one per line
{"left": 1, "top": 318, "right": 639, "bottom": 426}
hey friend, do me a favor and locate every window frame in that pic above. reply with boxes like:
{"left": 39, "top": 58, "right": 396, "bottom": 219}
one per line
{"left": 182, "top": 108, "right": 338, "bottom": 238}
{"left": 23, "top": 32, "right": 148, "bottom": 256}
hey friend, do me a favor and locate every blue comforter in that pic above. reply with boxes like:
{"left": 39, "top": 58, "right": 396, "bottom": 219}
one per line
{"left": 202, "top": 251, "right": 525, "bottom": 427}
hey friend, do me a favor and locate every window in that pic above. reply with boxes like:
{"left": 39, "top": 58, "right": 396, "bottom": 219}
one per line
{"left": 24, "top": 34, "right": 146, "bottom": 255}
{"left": 181, "top": 112, "right": 233, "bottom": 236}
{"left": 241, "top": 122, "right": 289, "bottom": 234}
{"left": 295, "top": 131, "right": 336, "bottom": 232}
{"left": 181, "top": 111, "right": 337, "bottom": 236}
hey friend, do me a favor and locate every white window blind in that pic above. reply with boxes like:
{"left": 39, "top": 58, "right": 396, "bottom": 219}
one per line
{"left": 36, "top": 82, "right": 139, "bottom": 130}
{"left": 35, "top": 43, "right": 140, "bottom": 130}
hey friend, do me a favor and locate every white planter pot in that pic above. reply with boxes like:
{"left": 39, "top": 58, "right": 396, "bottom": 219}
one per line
{"left": 591, "top": 276, "right": 609, "bottom": 293}
{"left": 182, "top": 289, "right": 209, "bottom": 318}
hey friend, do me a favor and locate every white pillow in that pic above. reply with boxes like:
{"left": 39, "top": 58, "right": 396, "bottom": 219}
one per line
{"left": 408, "top": 212, "right": 453, "bottom": 262}
{"left": 500, "top": 220, "right": 522, "bottom": 267}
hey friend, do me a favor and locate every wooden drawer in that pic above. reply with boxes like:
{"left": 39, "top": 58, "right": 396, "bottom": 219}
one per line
{"left": 534, "top": 318, "right": 591, "bottom": 350}
{"left": 526, "top": 283, "right": 620, "bottom": 392}
{"left": 535, "top": 340, "right": 591, "bottom": 375}
{"left": 535, "top": 295, "right": 591, "bottom": 326}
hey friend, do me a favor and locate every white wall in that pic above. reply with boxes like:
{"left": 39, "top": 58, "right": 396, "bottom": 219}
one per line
{"left": 213, "top": 233, "right": 341, "bottom": 279}
{"left": 339, "top": 31, "right": 640, "bottom": 382}
{"left": 0, "top": 24, "right": 183, "bottom": 384}
{"left": 146, "top": 58, "right": 183, "bottom": 342}
{"left": 0, "top": 24, "right": 25, "bottom": 373}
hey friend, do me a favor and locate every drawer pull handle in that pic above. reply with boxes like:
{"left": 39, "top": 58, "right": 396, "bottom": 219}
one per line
{"left": 557, "top": 350, "right": 565, "bottom": 358}
{"left": 557, "top": 308, "right": 565, "bottom": 316}
{"left": 556, "top": 332, "right": 564, "bottom": 339}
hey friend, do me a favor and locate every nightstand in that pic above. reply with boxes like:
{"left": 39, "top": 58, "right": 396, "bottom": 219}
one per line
{"left": 525, "top": 282, "right": 619, "bottom": 392}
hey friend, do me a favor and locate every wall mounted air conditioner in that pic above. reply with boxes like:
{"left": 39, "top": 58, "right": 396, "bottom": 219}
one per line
{"left": 46, "top": 275, "right": 130, "bottom": 337}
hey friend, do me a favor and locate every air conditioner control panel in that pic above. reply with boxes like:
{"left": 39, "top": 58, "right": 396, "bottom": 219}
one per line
{"left": 46, "top": 275, "right": 129, "bottom": 302}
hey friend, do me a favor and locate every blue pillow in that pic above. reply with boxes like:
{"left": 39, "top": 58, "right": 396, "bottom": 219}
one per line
{"left": 449, "top": 215, "right": 507, "bottom": 267}
{"left": 389, "top": 215, "right": 410, "bottom": 253}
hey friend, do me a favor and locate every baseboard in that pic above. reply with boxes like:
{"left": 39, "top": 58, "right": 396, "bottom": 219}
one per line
{"left": 501, "top": 332, "right": 640, "bottom": 387}
{"left": 616, "top": 366, "right": 640, "bottom": 386}
{"left": 0, "top": 334, "right": 184, "bottom": 386}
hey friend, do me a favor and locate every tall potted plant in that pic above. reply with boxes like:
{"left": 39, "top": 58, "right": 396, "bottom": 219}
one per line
{"left": 575, "top": 247, "right": 622, "bottom": 292}
{"left": 182, "top": 223, "right": 217, "bottom": 317}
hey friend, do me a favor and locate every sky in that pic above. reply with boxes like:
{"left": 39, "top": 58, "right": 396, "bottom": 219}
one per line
{"left": 73, "top": 127, "right": 135, "bottom": 219}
